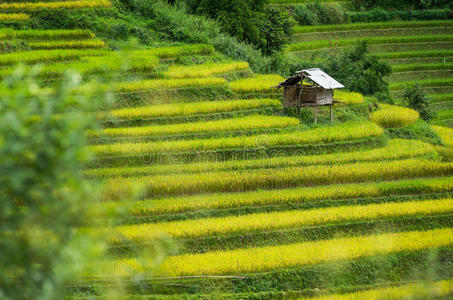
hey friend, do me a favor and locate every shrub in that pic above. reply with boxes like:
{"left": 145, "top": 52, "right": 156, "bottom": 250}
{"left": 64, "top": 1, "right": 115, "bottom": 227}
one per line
{"left": 293, "top": 4, "right": 317, "bottom": 26}
{"left": 402, "top": 84, "right": 436, "bottom": 122}
{"left": 0, "top": 68, "right": 104, "bottom": 298}
{"left": 306, "top": 2, "right": 348, "bottom": 25}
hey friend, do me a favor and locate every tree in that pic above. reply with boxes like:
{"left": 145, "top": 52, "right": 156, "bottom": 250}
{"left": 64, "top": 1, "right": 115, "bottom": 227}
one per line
{"left": 402, "top": 84, "right": 436, "bottom": 122}
{"left": 324, "top": 40, "right": 392, "bottom": 96}
{"left": 0, "top": 68, "right": 104, "bottom": 299}
{"left": 182, "top": 0, "right": 293, "bottom": 54}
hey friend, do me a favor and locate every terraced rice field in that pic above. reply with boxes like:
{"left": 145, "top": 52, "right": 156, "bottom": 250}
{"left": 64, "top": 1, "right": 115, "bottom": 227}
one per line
{"left": 3, "top": 1, "right": 453, "bottom": 299}
{"left": 288, "top": 20, "right": 453, "bottom": 128}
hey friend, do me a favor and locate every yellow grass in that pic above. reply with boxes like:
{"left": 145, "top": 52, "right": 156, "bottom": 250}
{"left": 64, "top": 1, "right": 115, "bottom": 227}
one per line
{"left": 89, "top": 228, "right": 453, "bottom": 276}
{"left": 95, "top": 115, "right": 299, "bottom": 138}
{"left": 164, "top": 62, "right": 250, "bottom": 79}
{"left": 107, "top": 198, "right": 453, "bottom": 241}
{"left": 229, "top": 74, "right": 285, "bottom": 92}
{"left": 370, "top": 104, "right": 419, "bottom": 128}
{"left": 305, "top": 279, "right": 453, "bottom": 300}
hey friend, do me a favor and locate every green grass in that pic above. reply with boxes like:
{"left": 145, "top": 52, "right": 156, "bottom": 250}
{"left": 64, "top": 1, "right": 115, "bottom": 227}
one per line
{"left": 390, "top": 78, "right": 453, "bottom": 91}
{"left": 392, "top": 63, "right": 453, "bottom": 72}
{"left": 377, "top": 50, "right": 453, "bottom": 59}
{"left": 287, "top": 35, "right": 453, "bottom": 52}
{"left": 293, "top": 20, "right": 453, "bottom": 34}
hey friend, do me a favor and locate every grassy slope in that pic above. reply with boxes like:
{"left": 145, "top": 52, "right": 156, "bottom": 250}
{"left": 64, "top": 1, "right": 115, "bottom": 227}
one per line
{"left": 2, "top": 1, "right": 453, "bottom": 299}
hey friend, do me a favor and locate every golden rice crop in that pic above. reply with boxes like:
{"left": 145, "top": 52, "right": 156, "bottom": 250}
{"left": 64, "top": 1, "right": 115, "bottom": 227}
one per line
{"left": 0, "top": 29, "right": 95, "bottom": 40}
{"left": 0, "top": 13, "right": 29, "bottom": 21}
{"left": 106, "top": 99, "right": 282, "bottom": 120}
{"left": 113, "top": 77, "right": 227, "bottom": 93}
{"left": 432, "top": 125, "right": 453, "bottom": 147}
{"left": 108, "top": 198, "right": 453, "bottom": 241}
{"left": 334, "top": 90, "right": 364, "bottom": 104}
{"left": 102, "top": 159, "right": 453, "bottom": 197}
{"left": 305, "top": 279, "right": 453, "bottom": 300}
{"left": 0, "top": 49, "right": 110, "bottom": 66}
{"left": 88, "top": 139, "right": 436, "bottom": 178}
{"left": 164, "top": 62, "right": 250, "bottom": 79}
{"left": 229, "top": 74, "right": 285, "bottom": 93}
{"left": 28, "top": 40, "right": 106, "bottom": 50}
{"left": 370, "top": 104, "right": 419, "bottom": 128}
{"left": 90, "top": 121, "right": 383, "bottom": 156}
{"left": 95, "top": 115, "right": 299, "bottom": 138}
{"left": 131, "top": 44, "right": 214, "bottom": 59}
{"left": 93, "top": 228, "right": 453, "bottom": 276}
{"left": 0, "top": 55, "right": 158, "bottom": 79}
{"left": 0, "top": 0, "right": 112, "bottom": 11}
{"left": 103, "top": 176, "right": 453, "bottom": 215}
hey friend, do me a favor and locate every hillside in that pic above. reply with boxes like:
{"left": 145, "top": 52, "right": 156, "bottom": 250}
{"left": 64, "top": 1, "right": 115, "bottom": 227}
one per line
{"left": 1, "top": 0, "right": 453, "bottom": 299}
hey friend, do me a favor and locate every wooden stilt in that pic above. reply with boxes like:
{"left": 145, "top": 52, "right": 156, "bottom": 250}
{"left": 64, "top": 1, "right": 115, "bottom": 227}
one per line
{"left": 314, "top": 105, "right": 317, "bottom": 124}
{"left": 330, "top": 105, "right": 333, "bottom": 125}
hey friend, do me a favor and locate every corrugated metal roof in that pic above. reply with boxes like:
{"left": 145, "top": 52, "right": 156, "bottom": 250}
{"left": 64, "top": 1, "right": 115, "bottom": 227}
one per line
{"left": 298, "top": 68, "right": 344, "bottom": 89}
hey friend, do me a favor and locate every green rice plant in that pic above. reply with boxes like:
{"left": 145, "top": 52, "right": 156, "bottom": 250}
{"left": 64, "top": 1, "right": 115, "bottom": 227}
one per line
{"left": 334, "top": 90, "right": 364, "bottom": 104}
{"left": 130, "top": 44, "right": 214, "bottom": 59}
{"left": 229, "top": 74, "right": 285, "bottom": 93}
{"left": 90, "top": 121, "right": 384, "bottom": 157}
{"left": 293, "top": 20, "right": 453, "bottom": 34}
{"left": 94, "top": 115, "right": 300, "bottom": 139}
{"left": 0, "top": 0, "right": 112, "bottom": 11}
{"left": 370, "top": 104, "right": 419, "bottom": 128}
{"left": 108, "top": 198, "right": 453, "bottom": 241}
{"left": 0, "top": 29, "right": 95, "bottom": 41}
{"left": 105, "top": 99, "right": 282, "bottom": 121}
{"left": 432, "top": 125, "right": 453, "bottom": 147}
{"left": 96, "top": 228, "right": 453, "bottom": 276}
{"left": 0, "top": 49, "right": 110, "bottom": 66}
{"left": 88, "top": 139, "right": 435, "bottom": 178}
{"left": 28, "top": 40, "right": 106, "bottom": 50}
{"left": 433, "top": 109, "right": 453, "bottom": 121}
{"left": 378, "top": 50, "right": 453, "bottom": 59}
{"left": 102, "top": 159, "right": 453, "bottom": 197}
{"left": 163, "top": 62, "right": 250, "bottom": 79}
{"left": 0, "top": 13, "right": 29, "bottom": 21}
{"left": 102, "top": 176, "right": 453, "bottom": 215}
{"left": 390, "top": 78, "right": 453, "bottom": 91}
{"left": 306, "top": 279, "right": 453, "bottom": 300}
{"left": 113, "top": 77, "right": 227, "bottom": 94}
{"left": 430, "top": 93, "right": 453, "bottom": 103}
{"left": 287, "top": 35, "right": 453, "bottom": 52}
{"left": 392, "top": 63, "right": 453, "bottom": 73}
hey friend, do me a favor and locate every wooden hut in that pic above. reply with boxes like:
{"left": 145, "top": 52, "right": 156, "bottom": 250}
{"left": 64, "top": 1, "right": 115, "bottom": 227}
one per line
{"left": 276, "top": 68, "right": 344, "bottom": 124}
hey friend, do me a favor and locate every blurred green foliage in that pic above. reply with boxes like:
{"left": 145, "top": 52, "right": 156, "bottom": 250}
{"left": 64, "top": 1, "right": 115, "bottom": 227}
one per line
{"left": 0, "top": 68, "right": 104, "bottom": 299}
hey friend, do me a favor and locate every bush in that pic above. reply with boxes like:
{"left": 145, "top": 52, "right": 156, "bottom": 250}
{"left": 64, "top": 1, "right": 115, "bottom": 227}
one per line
{"left": 351, "top": 0, "right": 451, "bottom": 9}
{"left": 310, "top": 41, "right": 391, "bottom": 96}
{"left": 293, "top": 4, "right": 317, "bottom": 26}
{"left": 306, "top": 2, "right": 348, "bottom": 25}
{"left": 347, "top": 8, "right": 450, "bottom": 23}
{"left": 182, "top": 0, "right": 293, "bottom": 54}
{"left": 0, "top": 69, "right": 104, "bottom": 299}
{"left": 402, "top": 84, "right": 436, "bottom": 122}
